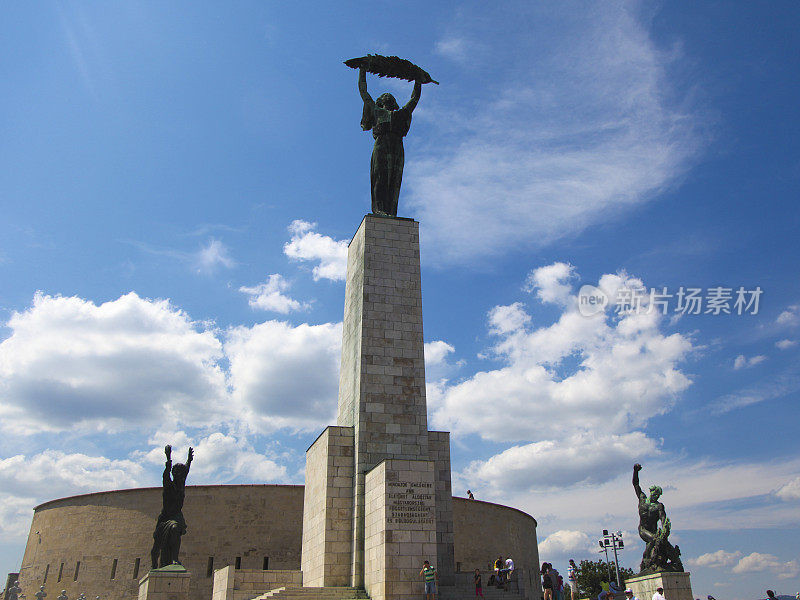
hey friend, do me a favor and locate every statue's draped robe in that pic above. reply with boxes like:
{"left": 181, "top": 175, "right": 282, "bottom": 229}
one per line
{"left": 361, "top": 102, "right": 413, "bottom": 216}
{"left": 153, "top": 471, "right": 187, "bottom": 565}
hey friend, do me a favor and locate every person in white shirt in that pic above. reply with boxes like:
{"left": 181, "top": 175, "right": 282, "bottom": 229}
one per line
{"left": 504, "top": 557, "right": 514, "bottom": 580}
{"left": 652, "top": 586, "right": 666, "bottom": 600}
{"left": 625, "top": 589, "right": 639, "bottom": 600}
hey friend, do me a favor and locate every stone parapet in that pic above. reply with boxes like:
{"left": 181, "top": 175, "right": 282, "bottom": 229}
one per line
{"left": 625, "top": 571, "right": 693, "bottom": 600}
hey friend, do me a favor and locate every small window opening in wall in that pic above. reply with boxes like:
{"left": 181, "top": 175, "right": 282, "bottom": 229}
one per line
{"left": 110, "top": 558, "right": 118, "bottom": 580}
{"left": 57, "top": 562, "right": 64, "bottom": 583}
{"left": 235, "top": 556, "right": 242, "bottom": 570}
{"left": 43, "top": 564, "right": 50, "bottom": 583}
{"left": 133, "top": 558, "right": 140, "bottom": 580}
{"left": 262, "top": 557, "right": 269, "bottom": 570}
{"left": 456, "top": 562, "right": 461, "bottom": 573}
{"left": 73, "top": 561, "right": 81, "bottom": 581}
{"left": 206, "top": 557, "right": 214, "bottom": 578}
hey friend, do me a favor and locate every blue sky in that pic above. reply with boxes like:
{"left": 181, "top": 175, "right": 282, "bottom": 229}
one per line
{"left": 1, "top": 2, "right": 799, "bottom": 599}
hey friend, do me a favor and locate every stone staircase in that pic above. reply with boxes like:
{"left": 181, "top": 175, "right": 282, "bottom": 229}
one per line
{"left": 248, "top": 587, "right": 369, "bottom": 600}
{"left": 439, "top": 584, "right": 526, "bottom": 600}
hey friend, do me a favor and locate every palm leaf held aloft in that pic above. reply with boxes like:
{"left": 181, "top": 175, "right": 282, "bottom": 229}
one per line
{"left": 344, "top": 54, "right": 439, "bottom": 84}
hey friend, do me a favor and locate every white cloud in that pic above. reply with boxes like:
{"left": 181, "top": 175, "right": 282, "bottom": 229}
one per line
{"left": 708, "top": 367, "right": 800, "bottom": 414}
{"left": 433, "top": 265, "right": 692, "bottom": 452}
{"left": 225, "top": 320, "right": 342, "bottom": 433}
{"left": 487, "top": 302, "right": 531, "bottom": 335}
{"left": 688, "top": 550, "right": 742, "bottom": 568}
{"left": 775, "top": 339, "right": 797, "bottom": 350}
{"left": 732, "top": 552, "right": 800, "bottom": 579}
{"left": 775, "top": 476, "right": 800, "bottom": 501}
{"left": 0, "top": 292, "right": 227, "bottom": 434}
{"left": 0, "top": 493, "right": 36, "bottom": 540}
{"left": 425, "top": 340, "right": 455, "bottom": 366}
{"left": 525, "top": 262, "right": 575, "bottom": 305}
{"left": 776, "top": 305, "right": 800, "bottom": 327}
{"left": 539, "top": 530, "right": 593, "bottom": 559}
{"left": 195, "top": 238, "right": 235, "bottom": 273}
{"left": 407, "top": 4, "right": 702, "bottom": 264}
{"left": 141, "top": 431, "right": 287, "bottom": 484}
{"left": 733, "top": 354, "right": 767, "bottom": 369}
{"left": 283, "top": 220, "right": 348, "bottom": 281}
{"left": 463, "top": 432, "right": 659, "bottom": 493}
{"left": 239, "top": 274, "right": 307, "bottom": 314}
{"left": 434, "top": 37, "right": 468, "bottom": 62}
{"left": 0, "top": 450, "right": 145, "bottom": 498}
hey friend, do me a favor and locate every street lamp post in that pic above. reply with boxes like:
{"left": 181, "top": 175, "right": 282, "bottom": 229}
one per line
{"left": 599, "top": 530, "right": 625, "bottom": 589}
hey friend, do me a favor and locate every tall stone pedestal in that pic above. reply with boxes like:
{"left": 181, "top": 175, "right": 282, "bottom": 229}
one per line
{"left": 625, "top": 572, "right": 693, "bottom": 600}
{"left": 138, "top": 567, "right": 191, "bottom": 600}
{"left": 301, "top": 215, "right": 455, "bottom": 600}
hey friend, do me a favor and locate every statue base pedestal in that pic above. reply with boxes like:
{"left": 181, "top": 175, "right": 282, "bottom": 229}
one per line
{"left": 625, "top": 572, "right": 693, "bottom": 600}
{"left": 138, "top": 567, "right": 191, "bottom": 600}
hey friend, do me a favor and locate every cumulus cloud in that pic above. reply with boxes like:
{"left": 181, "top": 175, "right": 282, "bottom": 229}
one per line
{"left": 539, "top": 530, "right": 593, "bottom": 559}
{"left": 407, "top": 3, "right": 703, "bottom": 264}
{"left": 775, "top": 476, "right": 800, "bottom": 501}
{"left": 283, "top": 220, "right": 348, "bottom": 281}
{"left": 688, "top": 549, "right": 742, "bottom": 568}
{"left": 733, "top": 354, "right": 767, "bottom": 370}
{"left": 437, "top": 264, "right": 691, "bottom": 491}
{"left": 140, "top": 431, "right": 287, "bottom": 484}
{"left": 775, "top": 339, "right": 797, "bottom": 350}
{"left": 732, "top": 552, "right": 799, "bottom": 579}
{"left": 239, "top": 274, "right": 308, "bottom": 313}
{"left": 0, "top": 450, "right": 145, "bottom": 498}
{"left": 425, "top": 340, "right": 455, "bottom": 366}
{"left": 0, "top": 292, "right": 227, "bottom": 434}
{"left": 525, "top": 262, "right": 575, "bottom": 305}
{"left": 195, "top": 238, "right": 235, "bottom": 273}
{"left": 0, "top": 493, "right": 36, "bottom": 540}
{"left": 464, "top": 432, "right": 659, "bottom": 493}
{"left": 433, "top": 265, "right": 692, "bottom": 450}
{"left": 487, "top": 302, "right": 531, "bottom": 335}
{"left": 225, "top": 320, "right": 342, "bottom": 433}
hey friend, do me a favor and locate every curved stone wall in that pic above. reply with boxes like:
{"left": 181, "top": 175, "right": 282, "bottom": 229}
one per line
{"left": 452, "top": 496, "right": 542, "bottom": 597}
{"left": 17, "top": 486, "right": 538, "bottom": 600}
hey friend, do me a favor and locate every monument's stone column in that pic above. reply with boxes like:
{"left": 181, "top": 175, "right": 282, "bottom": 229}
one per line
{"left": 337, "top": 215, "right": 431, "bottom": 586}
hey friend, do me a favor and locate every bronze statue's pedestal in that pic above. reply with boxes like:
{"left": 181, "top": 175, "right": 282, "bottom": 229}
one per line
{"left": 138, "top": 566, "right": 191, "bottom": 600}
{"left": 625, "top": 572, "right": 693, "bottom": 600}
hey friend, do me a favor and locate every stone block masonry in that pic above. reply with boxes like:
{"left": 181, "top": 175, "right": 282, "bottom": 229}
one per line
{"left": 364, "top": 460, "right": 438, "bottom": 600}
{"left": 301, "top": 427, "right": 355, "bottom": 587}
{"left": 333, "top": 215, "right": 434, "bottom": 587}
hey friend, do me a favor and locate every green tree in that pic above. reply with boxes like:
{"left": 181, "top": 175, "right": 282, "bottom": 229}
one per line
{"left": 573, "top": 559, "right": 635, "bottom": 599}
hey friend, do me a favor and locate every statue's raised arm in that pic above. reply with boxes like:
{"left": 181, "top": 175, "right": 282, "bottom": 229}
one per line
{"left": 403, "top": 80, "right": 422, "bottom": 113}
{"left": 633, "top": 463, "right": 645, "bottom": 500}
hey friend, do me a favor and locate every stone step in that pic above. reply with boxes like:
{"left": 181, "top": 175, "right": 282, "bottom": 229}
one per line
{"left": 249, "top": 588, "right": 369, "bottom": 600}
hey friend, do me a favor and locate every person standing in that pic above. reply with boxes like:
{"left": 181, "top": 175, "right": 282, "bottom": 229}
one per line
{"left": 475, "top": 569, "right": 484, "bottom": 599}
{"left": 420, "top": 560, "right": 438, "bottom": 600}
{"left": 652, "top": 586, "right": 666, "bottom": 600}
{"left": 625, "top": 588, "right": 639, "bottom": 600}
{"left": 568, "top": 560, "right": 578, "bottom": 600}
{"left": 542, "top": 563, "right": 554, "bottom": 600}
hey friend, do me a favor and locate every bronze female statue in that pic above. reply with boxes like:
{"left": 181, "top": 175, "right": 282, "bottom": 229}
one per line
{"left": 357, "top": 66, "right": 421, "bottom": 217}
